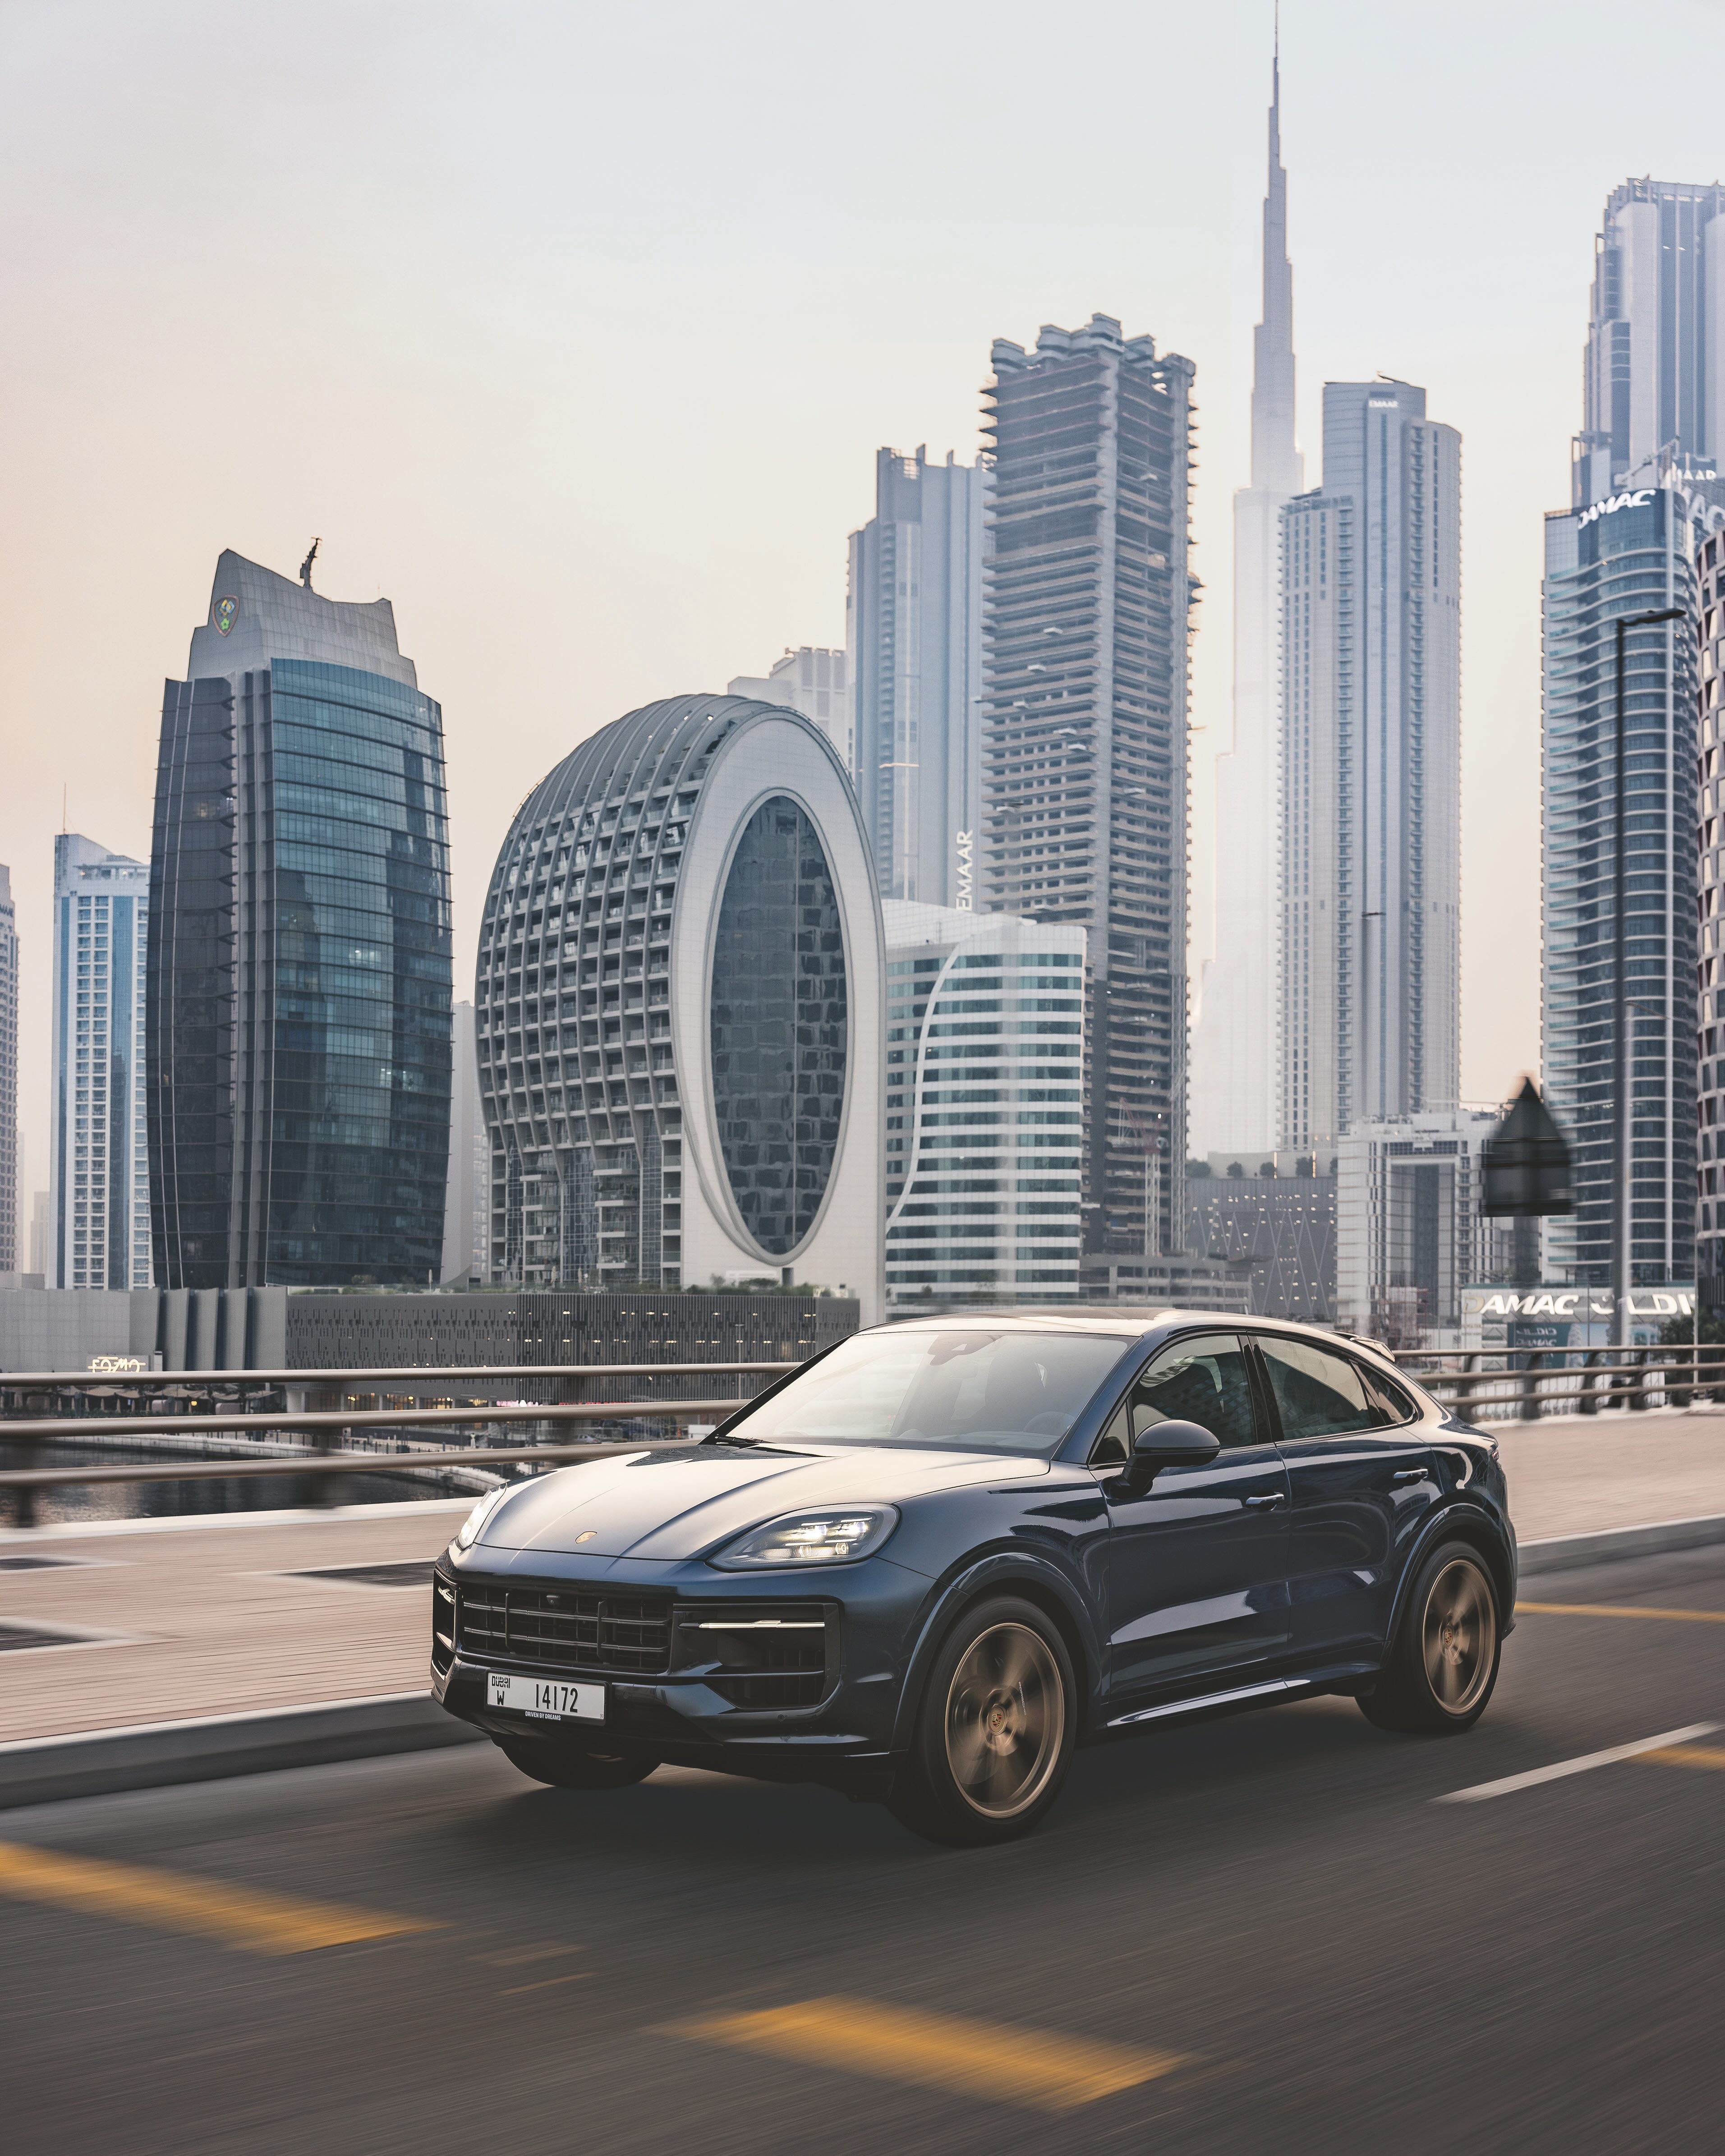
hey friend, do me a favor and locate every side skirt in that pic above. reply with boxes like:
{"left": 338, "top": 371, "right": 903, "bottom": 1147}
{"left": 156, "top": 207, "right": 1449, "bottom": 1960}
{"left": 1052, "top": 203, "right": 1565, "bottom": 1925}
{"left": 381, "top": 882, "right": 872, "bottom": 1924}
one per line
{"left": 1105, "top": 1664, "right": 1380, "bottom": 1733}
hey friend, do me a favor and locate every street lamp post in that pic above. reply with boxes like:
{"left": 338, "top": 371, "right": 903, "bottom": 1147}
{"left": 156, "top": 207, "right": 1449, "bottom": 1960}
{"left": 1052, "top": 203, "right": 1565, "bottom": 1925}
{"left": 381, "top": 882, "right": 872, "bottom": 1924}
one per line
{"left": 1612, "top": 604, "right": 1686, "bottom": 1347}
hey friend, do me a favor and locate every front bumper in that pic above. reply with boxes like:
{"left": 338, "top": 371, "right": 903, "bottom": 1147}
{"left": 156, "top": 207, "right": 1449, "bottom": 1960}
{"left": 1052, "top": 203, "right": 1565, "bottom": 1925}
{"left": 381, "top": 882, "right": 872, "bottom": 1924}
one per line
{"left": 431, "top": 1547, "right": 929, "bottom": 1790}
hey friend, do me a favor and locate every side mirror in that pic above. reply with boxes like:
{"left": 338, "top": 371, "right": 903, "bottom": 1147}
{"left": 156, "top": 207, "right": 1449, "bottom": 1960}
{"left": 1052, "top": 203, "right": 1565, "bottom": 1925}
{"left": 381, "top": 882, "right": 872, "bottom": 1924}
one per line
{"left": 1124, "top": 1417, "right": 1221, "bottom": 1491}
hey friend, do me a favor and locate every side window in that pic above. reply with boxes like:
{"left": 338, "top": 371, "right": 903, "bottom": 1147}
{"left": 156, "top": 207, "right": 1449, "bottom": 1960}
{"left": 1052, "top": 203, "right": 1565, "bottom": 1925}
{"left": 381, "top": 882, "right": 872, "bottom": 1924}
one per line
{"left": 1128, "top": 1333, "right": 1258, "bottom": 1451}
{"left": 1258, "top": 1337, "right": 1389, "bottom": 1442}
{"left": 1360, "top": 1362, "right": 1419, "bottom": 1426}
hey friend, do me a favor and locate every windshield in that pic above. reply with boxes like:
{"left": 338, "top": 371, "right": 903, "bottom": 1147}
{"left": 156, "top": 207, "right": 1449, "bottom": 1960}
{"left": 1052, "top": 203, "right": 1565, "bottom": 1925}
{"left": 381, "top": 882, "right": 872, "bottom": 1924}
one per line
{"left": 720, "top": 1328, "right": 1130, "bottom": 1453}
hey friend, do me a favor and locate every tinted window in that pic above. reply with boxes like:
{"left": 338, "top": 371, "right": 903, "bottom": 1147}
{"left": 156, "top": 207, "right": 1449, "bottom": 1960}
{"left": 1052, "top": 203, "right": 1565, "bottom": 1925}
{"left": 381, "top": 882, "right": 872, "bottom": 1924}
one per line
{"left": 723, "top": 1327, "right": 1129, "bottom": 1453}
{"left": 1129, "top": 1333, "right": 1257, "bottom": 1450}
{"left": 1258, "top": 1337, "right": 1388, "bottom": 1441}
{"left": 1361, "top": 1363, "right": 1419, "bottom": 1425}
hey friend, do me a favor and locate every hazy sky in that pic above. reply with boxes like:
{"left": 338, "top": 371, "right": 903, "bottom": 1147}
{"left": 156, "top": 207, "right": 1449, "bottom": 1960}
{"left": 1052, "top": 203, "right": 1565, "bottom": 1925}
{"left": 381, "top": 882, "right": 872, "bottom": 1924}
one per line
{"left": 5, "top": 0, "right": 1725, "bottom": 1215}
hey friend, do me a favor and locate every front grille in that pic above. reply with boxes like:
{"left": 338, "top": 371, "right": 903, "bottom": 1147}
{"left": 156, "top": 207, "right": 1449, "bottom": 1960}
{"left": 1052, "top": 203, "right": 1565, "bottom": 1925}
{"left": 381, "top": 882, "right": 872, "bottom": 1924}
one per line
{"left": 674, "top": 1603, "right": 833, "bottom": 1709}
{"left": 457, "top": 1582, "right": 672, "bottom": 1675}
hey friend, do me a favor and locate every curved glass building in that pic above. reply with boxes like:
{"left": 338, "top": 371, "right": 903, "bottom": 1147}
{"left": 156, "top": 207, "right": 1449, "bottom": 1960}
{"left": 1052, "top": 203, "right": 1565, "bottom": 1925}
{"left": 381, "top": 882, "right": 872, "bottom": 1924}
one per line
{"left": 147, "top": 552, "right": 452, "bottom": 1288}
{"left": 476, "top": 695, "right": 883, "bottom": 1318}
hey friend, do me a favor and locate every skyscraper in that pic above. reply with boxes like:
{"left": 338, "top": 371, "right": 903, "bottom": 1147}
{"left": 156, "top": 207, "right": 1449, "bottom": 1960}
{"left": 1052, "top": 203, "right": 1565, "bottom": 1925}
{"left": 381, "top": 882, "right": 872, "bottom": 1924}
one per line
{"left": 980, "top": 316, "right": 1196, "bottom": 1259}
{"left": 848, "top": 447, "right": 988, "bottom": 909}
{"left": 1191, "top": 50, "right": 1302, "bottom": 1157}
{"left": 1558, "top": 176, "right": 1725, "bottom": 1301}
{"left": 1278, "top": 382, "right": 1461, "bottom": 1154}
{"left": 49, "top": 835, "right": 152, "bottom": 1290}
{"left": 0, "top": 867, "right": 16, "bottom": 1273}
{"left": 147, "top": 550, "right": 452, "bottom": 1288}
{"left": 1576, "top": 178, "right": 1725, "bottom": 506}
{"left": 1543, "top": 486, "right": 1699, "bottom": 1291}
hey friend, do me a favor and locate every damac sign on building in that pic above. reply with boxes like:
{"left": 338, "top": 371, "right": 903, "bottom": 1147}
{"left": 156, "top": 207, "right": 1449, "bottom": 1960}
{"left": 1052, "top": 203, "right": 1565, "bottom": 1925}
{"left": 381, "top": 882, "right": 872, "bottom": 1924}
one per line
{"left": 1464, "top": 1287, "right": 1693, "bottom": 1320}
{"left": 1576, "top": 489, "right": 1655, "bottom": 529}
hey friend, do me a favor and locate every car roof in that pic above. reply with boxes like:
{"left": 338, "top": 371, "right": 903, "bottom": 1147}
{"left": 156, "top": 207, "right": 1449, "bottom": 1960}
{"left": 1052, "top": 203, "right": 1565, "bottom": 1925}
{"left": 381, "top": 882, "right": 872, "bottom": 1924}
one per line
{"left": 875, "top": 1306, "right": 1406, "bottom": 1371}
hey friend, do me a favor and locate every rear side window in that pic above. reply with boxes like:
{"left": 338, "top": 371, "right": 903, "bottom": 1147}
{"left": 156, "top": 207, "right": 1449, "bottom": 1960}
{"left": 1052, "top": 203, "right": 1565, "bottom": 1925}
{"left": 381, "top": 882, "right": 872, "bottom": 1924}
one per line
{"left": 1257, "top": 1336, "right": 1388, "bottom": 1442}
{"left": 1360, "top": 1363, "right": 1420, "bottom": 1425}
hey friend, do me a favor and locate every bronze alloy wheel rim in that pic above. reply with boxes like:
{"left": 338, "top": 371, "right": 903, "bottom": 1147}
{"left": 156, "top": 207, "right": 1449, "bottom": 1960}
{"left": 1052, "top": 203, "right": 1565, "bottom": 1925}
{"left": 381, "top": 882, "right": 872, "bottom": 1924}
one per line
{"left": 944, "top": 1622, "right": 1065, "bottom": 1819}
{"left": 1421, "top": 1558, "right": 1497, "bottom": 1716}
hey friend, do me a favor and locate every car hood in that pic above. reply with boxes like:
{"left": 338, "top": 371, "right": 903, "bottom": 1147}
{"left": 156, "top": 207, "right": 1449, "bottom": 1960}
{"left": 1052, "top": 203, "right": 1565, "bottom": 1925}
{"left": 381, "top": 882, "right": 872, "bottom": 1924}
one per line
{"left": 469, "top": 1443, "right": 1052, "bottom": 1562}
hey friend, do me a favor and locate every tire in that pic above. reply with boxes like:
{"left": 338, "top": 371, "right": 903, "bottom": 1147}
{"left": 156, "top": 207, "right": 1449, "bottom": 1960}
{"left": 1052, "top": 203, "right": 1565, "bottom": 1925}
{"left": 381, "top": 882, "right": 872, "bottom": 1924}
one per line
{"left": 1358, "top": 1541, "right": 1503, "bottom": 1735}
{"left": 889, "top": 1596, "right": 1076, "bottom": 1847}
{"left": 495, "top": 1738, "right": 659, "bottom": 1790}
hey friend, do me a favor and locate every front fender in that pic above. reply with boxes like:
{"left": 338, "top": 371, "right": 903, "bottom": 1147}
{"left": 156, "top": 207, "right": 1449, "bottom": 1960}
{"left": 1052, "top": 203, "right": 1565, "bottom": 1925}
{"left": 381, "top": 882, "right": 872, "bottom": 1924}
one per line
{"left": 888, "top": 1547, "right": 1106, "bottom": 1754}
{"left": 1386, "top": 1496, "right": 1518, "bottom": 1648}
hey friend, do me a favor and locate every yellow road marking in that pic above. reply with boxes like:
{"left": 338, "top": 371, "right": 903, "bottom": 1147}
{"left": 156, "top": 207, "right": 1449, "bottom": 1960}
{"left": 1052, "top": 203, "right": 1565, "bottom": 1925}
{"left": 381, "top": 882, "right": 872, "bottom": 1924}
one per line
{"left": 1516, "top": 1601, "right": 1725, "bottom": 1624}
{"left": 670, "top": 1995, "right": 1186, "bottom": 2112}
{"left": 503, "top": 1972, "right": 591, "bottom": 1995}
{"left": 1640, "top": 1746, "right": 1725, "bottom": 1770}
{"left": 0, "top": 1841, "right": 434, "bottom": 1956}
{"left": 476, "top": 1941, "right": 581, "bottom": 1968}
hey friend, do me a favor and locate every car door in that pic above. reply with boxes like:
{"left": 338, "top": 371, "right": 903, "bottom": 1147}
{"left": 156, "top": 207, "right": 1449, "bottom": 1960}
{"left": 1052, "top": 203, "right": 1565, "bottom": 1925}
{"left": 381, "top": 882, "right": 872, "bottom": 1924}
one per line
{"left": 1097, "top": 1330, "right": 1293, "bottom": 1705}
{"left": 1255, "top": 1334, "right": 1439, "bottom": 1668}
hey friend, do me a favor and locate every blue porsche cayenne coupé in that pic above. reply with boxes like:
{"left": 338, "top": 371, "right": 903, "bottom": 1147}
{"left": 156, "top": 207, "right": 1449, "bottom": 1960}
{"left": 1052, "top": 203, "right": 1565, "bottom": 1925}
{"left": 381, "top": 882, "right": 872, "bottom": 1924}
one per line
{"left": 433, "top": 1311, "right": 1515, "bottom": 1844}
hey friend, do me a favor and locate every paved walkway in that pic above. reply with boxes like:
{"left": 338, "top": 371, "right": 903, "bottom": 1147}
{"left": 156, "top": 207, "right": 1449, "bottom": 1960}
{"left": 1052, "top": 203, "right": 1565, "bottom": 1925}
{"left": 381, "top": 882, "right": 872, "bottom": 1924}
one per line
{"left": 0, "top": 1502, "right": 467, "bottom": 1744}
{"left": 1494, "top": 1406, "right": 1725, "bottom": 1539}
{"left": 1, "top": 1410, "right": 1722, "bottom": 1746}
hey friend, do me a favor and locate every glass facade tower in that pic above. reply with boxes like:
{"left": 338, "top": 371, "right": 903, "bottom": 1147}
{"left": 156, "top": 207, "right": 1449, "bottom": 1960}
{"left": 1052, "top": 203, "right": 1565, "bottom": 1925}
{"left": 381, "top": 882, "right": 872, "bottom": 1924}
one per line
{"left": 148, "top": 552, "right": 451, "bottom": 1288}
{"left": 1278, "top": 382, "right": 1462, "bottom": 1154}
{"left": 1541, "top": 487, "right": 1698, "bottom": 1287}
{"left": 49, "top": 835, "right": 152, "bottom": 1289}
{"left": 980, "top": 315, "right": 1196, "bottom": 1261}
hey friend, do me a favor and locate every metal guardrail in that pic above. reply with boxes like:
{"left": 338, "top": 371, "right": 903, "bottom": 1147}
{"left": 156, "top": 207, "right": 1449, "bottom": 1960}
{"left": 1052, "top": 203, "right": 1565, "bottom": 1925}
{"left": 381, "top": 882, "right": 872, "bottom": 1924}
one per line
{"left": 1398, "top": 1346, "right": 1725, "bottom": 1422}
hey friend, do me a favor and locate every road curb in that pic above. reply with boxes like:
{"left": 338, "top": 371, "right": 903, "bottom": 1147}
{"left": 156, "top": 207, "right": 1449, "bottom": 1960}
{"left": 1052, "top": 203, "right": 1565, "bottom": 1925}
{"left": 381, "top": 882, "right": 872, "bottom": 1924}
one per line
{"left": 1519, "top": 1513, "right": 1725, "bottom": 1577}
{"left": 0, "top": 1692, "right": 485, "bottom": 1812}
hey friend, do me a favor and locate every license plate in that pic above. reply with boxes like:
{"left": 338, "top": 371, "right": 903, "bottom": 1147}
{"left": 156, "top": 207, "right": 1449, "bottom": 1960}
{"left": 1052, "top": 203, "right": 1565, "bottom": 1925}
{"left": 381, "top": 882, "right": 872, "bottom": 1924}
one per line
{"left": 486, "top": 1672, "right": 605, "bottom": 1722}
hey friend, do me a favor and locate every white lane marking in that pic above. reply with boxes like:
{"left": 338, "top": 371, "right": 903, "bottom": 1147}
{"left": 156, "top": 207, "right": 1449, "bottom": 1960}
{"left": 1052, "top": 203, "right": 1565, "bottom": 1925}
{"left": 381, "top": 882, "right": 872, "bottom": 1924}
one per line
{"left": 1436, "top": 1722, "right": 1720, "bottom": 1804}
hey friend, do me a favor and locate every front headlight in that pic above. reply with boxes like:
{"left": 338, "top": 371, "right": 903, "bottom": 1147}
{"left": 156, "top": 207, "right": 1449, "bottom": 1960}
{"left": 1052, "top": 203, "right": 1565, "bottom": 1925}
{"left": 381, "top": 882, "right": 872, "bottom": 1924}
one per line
{"left": 453, "top": 1484, "right": 509, "bottom": 1551}
{"left": 710, "top": 1506, "right": 899, "bottom": 1569}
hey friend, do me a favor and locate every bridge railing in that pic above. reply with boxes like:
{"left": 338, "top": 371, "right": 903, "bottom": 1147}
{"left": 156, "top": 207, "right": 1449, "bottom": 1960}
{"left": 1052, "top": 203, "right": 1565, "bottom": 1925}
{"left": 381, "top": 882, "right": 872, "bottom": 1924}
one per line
{"left": 1393, "top": 1344, "right": 1725, "bottom": 1422}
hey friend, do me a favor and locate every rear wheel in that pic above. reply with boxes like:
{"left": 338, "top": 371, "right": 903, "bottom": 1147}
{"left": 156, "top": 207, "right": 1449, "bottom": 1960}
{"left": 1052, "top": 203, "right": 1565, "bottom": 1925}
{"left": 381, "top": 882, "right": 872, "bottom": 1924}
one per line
{"left": 1359, "top": 1543, "right": 1502, "bottom": 1734}
{"left": 495, "top": 1738, "right": 659, "bottom": 1790}
{"left": 889, "top": 1596, "right": 1076, "bottom": 1847}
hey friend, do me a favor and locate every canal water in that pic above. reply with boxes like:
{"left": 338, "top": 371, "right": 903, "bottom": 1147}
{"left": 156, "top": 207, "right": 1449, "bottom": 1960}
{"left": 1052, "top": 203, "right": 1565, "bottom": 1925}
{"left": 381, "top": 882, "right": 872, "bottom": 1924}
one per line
{"left": 6, "top": 1442, "right": 476, "bottom": 1529}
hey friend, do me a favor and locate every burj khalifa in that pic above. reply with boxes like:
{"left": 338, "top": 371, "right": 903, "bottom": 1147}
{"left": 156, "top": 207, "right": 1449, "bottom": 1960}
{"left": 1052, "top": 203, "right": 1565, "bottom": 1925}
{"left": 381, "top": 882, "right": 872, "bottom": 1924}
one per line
{"left": 1189, "top": 49, "right": 1302, "bottom": 1156}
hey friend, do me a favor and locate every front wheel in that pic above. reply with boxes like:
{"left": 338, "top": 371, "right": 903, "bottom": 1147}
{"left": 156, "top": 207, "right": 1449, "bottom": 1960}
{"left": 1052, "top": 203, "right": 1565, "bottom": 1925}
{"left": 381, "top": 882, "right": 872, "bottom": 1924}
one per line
{"left": 495, "top": 1738, "right": 659, "bottom": 1789}
{"left": 1358, "top": 1542, "right": 1502, "bottom": 1735}
{"left": 889, "top": 1596, "right": 1076, "bottom": 1847}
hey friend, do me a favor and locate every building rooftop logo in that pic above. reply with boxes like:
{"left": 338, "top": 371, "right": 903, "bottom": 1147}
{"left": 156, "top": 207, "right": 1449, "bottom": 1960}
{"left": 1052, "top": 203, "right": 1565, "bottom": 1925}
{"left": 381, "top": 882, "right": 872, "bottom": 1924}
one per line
{"left": 213, "top": 595, "right": 238, "bottom": 635}
{"left": 1577, "top": 487, "right": 1655, "bottom": 529}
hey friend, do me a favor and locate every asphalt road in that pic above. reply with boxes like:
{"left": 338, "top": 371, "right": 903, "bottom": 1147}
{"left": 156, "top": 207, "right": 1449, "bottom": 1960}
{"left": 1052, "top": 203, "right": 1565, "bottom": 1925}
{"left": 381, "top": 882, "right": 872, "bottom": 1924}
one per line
{"left": 5, "top": 1548, "right": 1725, "bottom": 2156}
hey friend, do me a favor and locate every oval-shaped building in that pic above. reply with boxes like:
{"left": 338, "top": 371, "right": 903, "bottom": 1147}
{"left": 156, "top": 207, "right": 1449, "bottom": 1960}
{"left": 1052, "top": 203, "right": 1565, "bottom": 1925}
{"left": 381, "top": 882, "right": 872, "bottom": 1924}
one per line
{"left": 476, "top": 696, "right": 883, "bottom": 1319}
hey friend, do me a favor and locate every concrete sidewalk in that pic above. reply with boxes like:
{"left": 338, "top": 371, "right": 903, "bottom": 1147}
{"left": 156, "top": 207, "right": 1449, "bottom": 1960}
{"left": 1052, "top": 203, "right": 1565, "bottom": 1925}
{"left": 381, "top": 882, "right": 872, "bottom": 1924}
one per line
{"left": 0, "top": 1410, "right": 1721, "bottom": 1802}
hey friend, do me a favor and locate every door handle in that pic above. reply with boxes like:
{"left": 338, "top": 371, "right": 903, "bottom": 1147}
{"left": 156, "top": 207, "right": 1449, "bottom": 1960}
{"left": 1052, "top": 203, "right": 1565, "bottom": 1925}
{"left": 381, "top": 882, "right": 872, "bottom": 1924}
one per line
{"left": 1391, "top": 1468, "right": 1427, "bottom": 1485}
{"left": 1243, "top": 1493, "right": 1286, "bottom": 1509}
